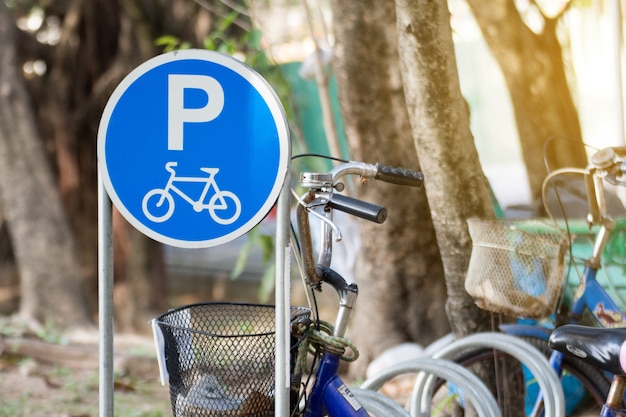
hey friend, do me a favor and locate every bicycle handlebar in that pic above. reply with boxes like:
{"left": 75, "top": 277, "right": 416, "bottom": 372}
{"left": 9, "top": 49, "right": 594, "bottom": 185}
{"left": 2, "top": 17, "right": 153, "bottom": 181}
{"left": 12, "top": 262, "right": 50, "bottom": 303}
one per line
{"left": 544, "top": 147, "right": 626, "bottom": 221}
{"left": 374, "top": 163, "right": 425, "bottom": 187}
{"left": 300, "top": 160, "right": 421, "bottom": 225}
{"left": 589, "top": 146, "right": 626, "bottom": 185}
{"left": 319, "top": 161, "right": 424, "bottom": 188}
{"left": 295, "top": 159, "right": 423, "bottom": 291}
{"left": 327, "top": 193, "right": 387, "bottom": 224}
{"left": 586, "top": 147, "right": 626, "bottom": 224}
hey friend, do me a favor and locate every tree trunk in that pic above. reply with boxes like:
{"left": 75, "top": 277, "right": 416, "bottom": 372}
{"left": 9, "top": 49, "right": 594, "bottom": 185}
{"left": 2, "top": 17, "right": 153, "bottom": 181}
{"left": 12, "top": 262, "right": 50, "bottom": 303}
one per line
{"left": 394, "top": 0, "right": 494, "bottom": 337}
{"left": 466, "top": 0, "right": 588, "bottom": 201}
{"left": 0, "top": 2, "right": 91, "bottom": 331}
{"left": 332, "top": 0, "right": 450, "bottom": 378}
{"left": 396, "top": 3, "right": 528, "bottom": 415}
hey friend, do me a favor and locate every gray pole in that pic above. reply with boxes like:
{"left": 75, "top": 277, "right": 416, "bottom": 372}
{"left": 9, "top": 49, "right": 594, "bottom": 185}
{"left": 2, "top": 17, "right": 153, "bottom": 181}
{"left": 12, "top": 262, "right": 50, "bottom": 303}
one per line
{"left": 275, "top": 170, "right": 291, "bottom": 417}
{"left": 98, "top": 173, "right": 114, "bottom": 417}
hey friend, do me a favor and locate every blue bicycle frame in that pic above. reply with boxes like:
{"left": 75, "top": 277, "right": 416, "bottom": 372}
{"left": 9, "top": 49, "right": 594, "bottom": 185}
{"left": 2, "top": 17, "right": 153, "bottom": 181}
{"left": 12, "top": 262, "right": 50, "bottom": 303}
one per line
{"left": 601, "top": 402, "right": 626, "bottom": 417}
{"left": 306, "top": 352, "right": 370, "bottom": 417}
{"left": 502, "top": 251, "right": 626, "bottom": 415}
{"left": 292, "top": 263, "right": 372, "bottom": 417}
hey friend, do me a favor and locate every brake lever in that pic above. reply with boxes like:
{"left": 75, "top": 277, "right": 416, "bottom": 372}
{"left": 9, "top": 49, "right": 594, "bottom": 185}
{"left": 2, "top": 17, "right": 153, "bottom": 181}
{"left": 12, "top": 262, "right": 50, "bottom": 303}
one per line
{"left": 306, "top": 199, "right": 343, "bottom": 242}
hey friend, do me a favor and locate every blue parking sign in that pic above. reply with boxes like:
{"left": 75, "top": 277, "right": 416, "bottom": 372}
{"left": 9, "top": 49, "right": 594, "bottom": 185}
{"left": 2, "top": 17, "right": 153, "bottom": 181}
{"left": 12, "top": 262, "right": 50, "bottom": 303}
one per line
{"left": 97, "top": 50, "right": 290, "bottom": 248}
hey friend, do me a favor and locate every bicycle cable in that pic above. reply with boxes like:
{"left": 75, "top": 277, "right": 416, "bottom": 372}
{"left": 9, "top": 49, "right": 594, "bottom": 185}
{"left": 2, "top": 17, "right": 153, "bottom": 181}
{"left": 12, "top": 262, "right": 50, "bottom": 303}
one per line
{"left": 291, "top": 153, "right": 349, "bottom": 163}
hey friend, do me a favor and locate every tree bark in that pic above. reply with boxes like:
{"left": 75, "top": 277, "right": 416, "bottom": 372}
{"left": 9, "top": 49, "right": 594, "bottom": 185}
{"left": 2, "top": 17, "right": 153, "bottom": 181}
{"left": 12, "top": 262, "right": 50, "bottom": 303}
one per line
{"left": 0, "top": 1, "right": 91, "bottom": 331}
{"left": 394, "top": 0, "right": 494, "bottom": 337}
{"left": 332, "top": 0, "right": 450, "bottom": 378}
{"left": 466, "top": 0, "right": 588, "bottom": 201}
{"left": 395, "top": 3, "right": 530, "bottom": 414}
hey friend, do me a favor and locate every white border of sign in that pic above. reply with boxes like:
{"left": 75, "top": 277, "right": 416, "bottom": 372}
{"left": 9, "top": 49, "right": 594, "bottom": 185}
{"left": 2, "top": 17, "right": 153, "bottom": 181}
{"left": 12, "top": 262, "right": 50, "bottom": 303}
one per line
{"left": 97, "top": 49, "right": 290, "bottom": 248}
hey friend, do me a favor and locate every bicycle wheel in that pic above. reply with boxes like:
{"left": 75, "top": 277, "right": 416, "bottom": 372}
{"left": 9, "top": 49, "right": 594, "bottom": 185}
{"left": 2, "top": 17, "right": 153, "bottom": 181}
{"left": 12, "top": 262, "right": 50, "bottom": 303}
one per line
{"left": 208, "top": 191, "right": 241, "bottom": 225}
{"left": 449, "top": 335, "right": 610, "bottom": 417}
{"left": 361, "top": 357, "right": 502, "bottom": 417}
{"left": 142, "top": 189, "right": 174, "bottom": 222}
{"left": 521, "top": 336, "right": 610, "bottom": 416}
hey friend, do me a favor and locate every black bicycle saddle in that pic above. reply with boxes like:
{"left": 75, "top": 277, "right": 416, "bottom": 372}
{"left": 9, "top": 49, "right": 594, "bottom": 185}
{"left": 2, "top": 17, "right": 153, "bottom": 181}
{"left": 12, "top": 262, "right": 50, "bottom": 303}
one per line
{"left": 549, "top": 324, "right": 626, "bottom": 376}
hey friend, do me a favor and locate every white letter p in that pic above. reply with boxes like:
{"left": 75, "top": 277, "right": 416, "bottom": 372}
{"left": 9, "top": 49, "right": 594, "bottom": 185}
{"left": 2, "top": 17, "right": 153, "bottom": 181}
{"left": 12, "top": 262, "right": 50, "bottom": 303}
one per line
{"left": 168, "top": 74, "right": 224, "bottom": 151}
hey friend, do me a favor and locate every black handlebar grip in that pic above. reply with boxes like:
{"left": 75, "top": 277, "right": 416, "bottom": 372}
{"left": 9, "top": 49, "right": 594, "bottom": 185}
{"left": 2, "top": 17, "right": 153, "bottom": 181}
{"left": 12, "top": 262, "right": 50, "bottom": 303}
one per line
{"left": 328, "top": 193, "right": 387, "bottom": 224}
{"left": 375, "top": 164, "right": 424, "bottom": 187}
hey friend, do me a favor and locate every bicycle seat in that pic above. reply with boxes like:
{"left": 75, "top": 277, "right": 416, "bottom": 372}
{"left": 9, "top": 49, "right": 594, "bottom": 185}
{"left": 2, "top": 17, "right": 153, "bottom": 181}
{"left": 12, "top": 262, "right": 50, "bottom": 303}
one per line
{"left": 549, "top": 324, "right": 626, "bottom": 376}
{"left": 200, "top": 167, "right": 219, "bottom": 175}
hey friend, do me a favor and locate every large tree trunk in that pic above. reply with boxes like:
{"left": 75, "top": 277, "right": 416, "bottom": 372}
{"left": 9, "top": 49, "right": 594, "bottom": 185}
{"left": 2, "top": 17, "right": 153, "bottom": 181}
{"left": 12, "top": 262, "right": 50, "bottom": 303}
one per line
{"left": 0, "top": 1, "right": 91, "bottom": 331}
{"left": 395, "top": 0, "right": 493, "bottom": 337}
{"left": 332, "top": 0, "right": 450, "bottom": 378}
{"left": 12, "top": 0, "right": 209, "bottom": 332}
{"left": 466, "top": 0, "right": 588, "bottom": 201}
{"left": 396, "top": 3, "right": 527, "bottom": 415}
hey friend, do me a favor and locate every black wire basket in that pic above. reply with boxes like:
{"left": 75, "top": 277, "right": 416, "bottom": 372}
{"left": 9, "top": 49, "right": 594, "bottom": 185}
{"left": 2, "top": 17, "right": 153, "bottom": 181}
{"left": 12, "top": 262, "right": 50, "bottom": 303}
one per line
{"left": 154, "top": 302, "right": 310, "bottom": 417}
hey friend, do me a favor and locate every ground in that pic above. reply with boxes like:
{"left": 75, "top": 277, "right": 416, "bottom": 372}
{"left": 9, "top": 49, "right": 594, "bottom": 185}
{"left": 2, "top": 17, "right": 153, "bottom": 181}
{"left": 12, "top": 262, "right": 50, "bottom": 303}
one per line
{"left": 0, "top": 330, "right": 172, "bottom": 417}
{"left": 0, "top": 361, "right": 170, "bottom": 417}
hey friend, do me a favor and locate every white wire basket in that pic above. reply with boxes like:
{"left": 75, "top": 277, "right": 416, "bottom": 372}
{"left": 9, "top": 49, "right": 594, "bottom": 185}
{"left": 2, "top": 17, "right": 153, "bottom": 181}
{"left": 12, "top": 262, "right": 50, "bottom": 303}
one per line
{"left": 465, "top": 218, "right": 569, "bottom": 319}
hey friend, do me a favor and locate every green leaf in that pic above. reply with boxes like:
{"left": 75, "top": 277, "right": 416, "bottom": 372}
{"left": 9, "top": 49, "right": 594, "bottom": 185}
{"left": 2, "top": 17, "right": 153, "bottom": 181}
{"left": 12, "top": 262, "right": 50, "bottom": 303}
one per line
{"left": 203, "top": 38, "right": 216, "bottom": 51}
{"left": 231, "top": 239, "right": 253, "bottom": 279}
{"left": 216, "top": 10, "right": 240, "bottom": 33}
{"left": 154, "top": 35, "right": 179, "bottom": 46}
{"left": 258, "top": 234, "right": 275, "bottom": 262}
{"left": 258, "top": 263, "right": 276, "bottom": 303}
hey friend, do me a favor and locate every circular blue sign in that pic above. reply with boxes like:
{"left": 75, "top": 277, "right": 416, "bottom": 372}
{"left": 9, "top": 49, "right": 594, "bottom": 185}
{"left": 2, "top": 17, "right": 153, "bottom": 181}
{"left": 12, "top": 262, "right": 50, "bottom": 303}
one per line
{"left": 97, "top": 50, "right": 290, "bottom": 248}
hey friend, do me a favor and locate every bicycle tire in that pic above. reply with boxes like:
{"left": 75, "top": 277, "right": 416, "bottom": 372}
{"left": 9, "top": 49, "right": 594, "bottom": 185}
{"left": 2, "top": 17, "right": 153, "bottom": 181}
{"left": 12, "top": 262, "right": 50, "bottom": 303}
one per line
{"left": 351, "top": 387, "right": 411, "bottom": 417}
{"left": 361, "top": 357, "right": 502, "bottom": 417}
{"left": 521, "top": 335, "right": 610, "bottom": 415}
{"left": 208, "top": 190, "right": 241, "bottom": 225}
{"left": 142, "top": 189, "right": 174, "bottom": 222}
{"left": 449, "top": 335, "right": 610, "bottom": 417}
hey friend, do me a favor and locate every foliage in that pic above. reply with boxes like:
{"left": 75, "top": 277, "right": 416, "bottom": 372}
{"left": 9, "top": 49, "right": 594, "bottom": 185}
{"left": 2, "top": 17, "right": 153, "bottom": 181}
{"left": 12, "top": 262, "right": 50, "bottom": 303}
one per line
{"left": 154, "top": 35, "right": 191, "bottom": 52}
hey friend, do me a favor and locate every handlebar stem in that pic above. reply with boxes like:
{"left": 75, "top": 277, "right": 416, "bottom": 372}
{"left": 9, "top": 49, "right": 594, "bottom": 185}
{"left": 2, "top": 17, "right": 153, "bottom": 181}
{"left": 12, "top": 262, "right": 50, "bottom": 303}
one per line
{"left": 328, "top": 161, "right": 378, "bottom": 184}
{"left": 589, "top": 220, "right": 615, "bottom": 269}
{"left": 297, "top": 192, "right": 319, "bottom": 288}
{"left": 593, "top": 172, "right": 608, "bottom": 221}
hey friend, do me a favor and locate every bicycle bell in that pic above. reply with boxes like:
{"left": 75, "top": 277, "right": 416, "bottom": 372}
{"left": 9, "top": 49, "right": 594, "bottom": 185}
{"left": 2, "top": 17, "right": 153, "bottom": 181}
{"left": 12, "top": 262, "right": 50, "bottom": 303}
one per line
{"left": 300, "top": 172, "right": 344, "bottom": 191}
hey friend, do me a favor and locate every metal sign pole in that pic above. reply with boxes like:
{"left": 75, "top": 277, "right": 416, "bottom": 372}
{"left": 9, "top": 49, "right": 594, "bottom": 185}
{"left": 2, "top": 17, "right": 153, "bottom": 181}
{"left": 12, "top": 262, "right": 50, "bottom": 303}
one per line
{"left": 98, "top": 172, "right": 114, "bottom": 417}
{"left": 275, "top": 169, "right": 291, "bottom": 417}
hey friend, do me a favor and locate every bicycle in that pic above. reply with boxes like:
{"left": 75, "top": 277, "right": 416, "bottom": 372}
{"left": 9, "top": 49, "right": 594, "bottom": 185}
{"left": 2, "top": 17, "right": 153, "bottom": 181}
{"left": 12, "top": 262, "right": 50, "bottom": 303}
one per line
{"left": 289, "top": 157, "right": 504, "bottom": 417}
{"left": 548, "top": 324, "right": 626, "bottom": 417}
{"left": 455, "top": 146, "right": 626, "bottom": 416}
{"left": 142, "top": 161, "right": 241, "bottom": 224}
{"left": 151, "top": 156, "right": 503, "bottom": 417}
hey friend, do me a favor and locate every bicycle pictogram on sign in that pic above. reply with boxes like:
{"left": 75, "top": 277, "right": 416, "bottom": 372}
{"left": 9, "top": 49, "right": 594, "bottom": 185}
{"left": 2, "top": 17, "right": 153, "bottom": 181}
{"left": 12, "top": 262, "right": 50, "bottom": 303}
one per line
{"left": 142, "top": 161, "right": 241, "bottom": 225}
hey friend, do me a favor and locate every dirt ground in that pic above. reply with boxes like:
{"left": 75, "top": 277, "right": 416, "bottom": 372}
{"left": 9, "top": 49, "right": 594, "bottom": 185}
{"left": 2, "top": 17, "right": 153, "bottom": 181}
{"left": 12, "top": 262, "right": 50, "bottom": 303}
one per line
{"left": 0, "top": 330, "right": 172, "bottom": 417}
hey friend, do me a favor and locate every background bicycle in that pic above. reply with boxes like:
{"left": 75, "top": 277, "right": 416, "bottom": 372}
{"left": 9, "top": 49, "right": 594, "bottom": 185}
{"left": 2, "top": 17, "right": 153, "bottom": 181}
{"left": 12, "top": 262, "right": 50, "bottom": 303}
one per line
{"left": 456, "top": 146, "right": 626, "bottom": 416}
